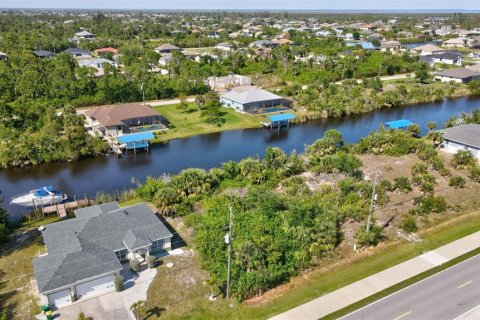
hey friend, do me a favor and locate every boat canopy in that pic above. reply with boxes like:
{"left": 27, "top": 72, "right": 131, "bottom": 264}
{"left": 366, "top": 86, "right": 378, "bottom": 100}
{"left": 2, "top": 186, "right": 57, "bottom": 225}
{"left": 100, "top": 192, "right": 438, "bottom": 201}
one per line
{"left": 268, "top": 113, "right": 296, "bottom": 122}
{"left": 385, "top": 119, "right": 414, "bottom": 129}
{"left": 33, "top": 186, "right": 55, "bottom": 197}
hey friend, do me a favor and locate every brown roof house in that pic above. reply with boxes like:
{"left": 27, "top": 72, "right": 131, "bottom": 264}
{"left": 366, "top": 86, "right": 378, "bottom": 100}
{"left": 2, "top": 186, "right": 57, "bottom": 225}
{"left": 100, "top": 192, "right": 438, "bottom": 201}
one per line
{"left": 83, "top": 103, "right": 168, "bottom": 137}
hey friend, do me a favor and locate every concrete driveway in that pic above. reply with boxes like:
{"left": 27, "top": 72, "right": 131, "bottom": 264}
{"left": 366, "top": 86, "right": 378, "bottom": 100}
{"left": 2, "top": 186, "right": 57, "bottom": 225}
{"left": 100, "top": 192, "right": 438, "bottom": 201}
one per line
{"left": 54, "top": 265, "right": 157, "bottom": 319}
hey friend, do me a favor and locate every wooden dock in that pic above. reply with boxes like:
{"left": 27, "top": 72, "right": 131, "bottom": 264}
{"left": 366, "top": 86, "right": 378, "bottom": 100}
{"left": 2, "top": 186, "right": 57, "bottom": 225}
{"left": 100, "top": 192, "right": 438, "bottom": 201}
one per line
{"left": 41, "top": 199, "right": 94, "bottom": 218}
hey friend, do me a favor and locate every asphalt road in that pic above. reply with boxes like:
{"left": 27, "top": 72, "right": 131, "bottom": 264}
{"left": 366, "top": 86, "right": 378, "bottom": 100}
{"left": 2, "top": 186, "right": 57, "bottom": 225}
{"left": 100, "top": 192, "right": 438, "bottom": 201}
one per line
{"left": 340, "top": 254, "right": 480, "bottom": 320}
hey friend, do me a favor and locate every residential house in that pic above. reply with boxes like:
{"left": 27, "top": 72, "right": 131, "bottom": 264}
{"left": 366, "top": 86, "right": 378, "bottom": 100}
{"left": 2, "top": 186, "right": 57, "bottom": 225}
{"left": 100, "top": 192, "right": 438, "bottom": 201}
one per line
{"left": 220, "top": 86, "right": 286, "bottom": 113}
{"left": 215, "top": 42, "right": 235, "bottom": 52}
{"left": 154, "top": 44, "right": 182, "bottom": 54}
{"left": 83, "top": 103, "right": 168, "bottom": 137}
{"left": 207, "top": 32, "right": 221, "bottom": 39}
{"left": 33, "top": 202, "right": 173, "bottom": 309}
{"left": 94, "top": 47, "right": 119, "bottom": 56}
{"left": 207, "top": 74, "right": 252, "bottom": 92}
{"left": 380, "top": 40, "right": 402, "bottom": 52}
{"left": 443, "top": 37, "right": 479, "bottom": 48}
{"left": 439, "top": 124, "right": 480, "bottom": 159}
{"left": 33, "top": 50, "right": 55, "bottom": 59}
{"left": 434, "top": 68, "right": 480, "bottom": 83}
{"left": 249, "top": 40, "right": 276, "bottom": 48}
{"left": 368, "top": 33, "right": 384, "bottom": 41}
{"left": 430, "top": 52, "right": 463, "bottom": 66}
{"left": 154, "top": 44, "right": 182, "bottom": 66}
{"left": 73, "top": 30, "right": 96, "bottom": 42}
{"left": 77, "top": 57, "right": 116, "bottom": 76}
{"left": 413, "top": 44, "right": 445, "bottom": 56}
{"left": 64, "top": 48, "right": 92, "bottom": 58}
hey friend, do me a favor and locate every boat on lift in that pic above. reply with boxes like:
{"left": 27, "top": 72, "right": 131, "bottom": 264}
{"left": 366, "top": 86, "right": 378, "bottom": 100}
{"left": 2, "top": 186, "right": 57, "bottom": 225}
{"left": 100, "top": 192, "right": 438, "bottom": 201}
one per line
{"left": 10, "top": 186, "right": 66, "bottom": 207}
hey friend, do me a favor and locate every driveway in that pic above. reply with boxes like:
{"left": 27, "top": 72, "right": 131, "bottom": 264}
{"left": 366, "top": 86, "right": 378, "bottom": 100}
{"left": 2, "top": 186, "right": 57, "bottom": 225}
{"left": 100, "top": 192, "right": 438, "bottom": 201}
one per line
{"left": 54, "top": 265, "right": 157, "bottom": 319}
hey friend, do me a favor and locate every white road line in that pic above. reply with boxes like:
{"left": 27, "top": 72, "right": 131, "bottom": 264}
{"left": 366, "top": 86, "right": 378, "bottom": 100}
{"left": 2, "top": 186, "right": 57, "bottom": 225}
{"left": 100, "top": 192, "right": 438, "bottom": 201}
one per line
{"left": 338, "top": 254, "right": 480, "bottom": 320}
{"left": 453, "top": 304, "right": 480, "bottom": 320}
{"left": 458, "top": 280, "right": 473, "bottom": 289}
{"left": 393, "top": 311, "right": 412, "bottom": 320}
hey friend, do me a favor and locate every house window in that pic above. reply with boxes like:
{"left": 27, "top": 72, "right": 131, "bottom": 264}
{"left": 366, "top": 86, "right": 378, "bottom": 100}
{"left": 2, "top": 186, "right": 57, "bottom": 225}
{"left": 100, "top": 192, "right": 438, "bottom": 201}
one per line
{"left": 151, "top": 239, "right": 165, "bottom": 251}
{"left": 115, "top": 249, "right": 128, "bottom": 261}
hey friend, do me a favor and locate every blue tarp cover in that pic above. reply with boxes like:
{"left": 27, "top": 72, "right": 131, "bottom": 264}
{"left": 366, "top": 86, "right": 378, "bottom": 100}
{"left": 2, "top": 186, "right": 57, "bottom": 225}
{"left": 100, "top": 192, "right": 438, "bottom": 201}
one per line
{"left": 385, "top": 119, "right": 414, "bottom": 129}
{"left": 118, "top": 132, "right": 155, "bottom": 144}
{"left": 268, "top": 113, "right": 296, "bottom": 122}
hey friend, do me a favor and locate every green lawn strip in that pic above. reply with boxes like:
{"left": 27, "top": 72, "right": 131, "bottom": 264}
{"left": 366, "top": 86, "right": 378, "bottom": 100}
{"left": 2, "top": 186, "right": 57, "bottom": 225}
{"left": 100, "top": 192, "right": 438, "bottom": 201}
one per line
{"left": 118, "top": 197, "right": 144, "bottom": 207}
{"left": 152, "top": 103, "right": 265, "bottom": 143}
{"left": 18, "top": 215, "right": 61, "bottom": 231}
{"left": 322, "top": 246, "right": 480, "bottom": 320}
{"left": 237, "top": 211, "right": 480, "bottom": 319}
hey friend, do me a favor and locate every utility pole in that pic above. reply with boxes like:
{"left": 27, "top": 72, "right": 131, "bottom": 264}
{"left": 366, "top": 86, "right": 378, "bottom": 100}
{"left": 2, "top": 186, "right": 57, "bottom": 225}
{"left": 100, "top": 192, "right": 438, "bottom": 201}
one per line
{"left": 225, "top": 205, "right": 233, "bottom": 298}
{"left": 141, "top": 81, "right": 145, "bottom": 106}
{"left": 366, "top": 167, "right": 381, "bottom": 233}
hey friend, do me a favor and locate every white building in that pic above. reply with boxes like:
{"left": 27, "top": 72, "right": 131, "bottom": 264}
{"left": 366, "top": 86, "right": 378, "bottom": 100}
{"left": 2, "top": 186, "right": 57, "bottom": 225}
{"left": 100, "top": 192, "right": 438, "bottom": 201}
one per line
{"left": 439, "top": 124, "right": 480, "bottom": 159}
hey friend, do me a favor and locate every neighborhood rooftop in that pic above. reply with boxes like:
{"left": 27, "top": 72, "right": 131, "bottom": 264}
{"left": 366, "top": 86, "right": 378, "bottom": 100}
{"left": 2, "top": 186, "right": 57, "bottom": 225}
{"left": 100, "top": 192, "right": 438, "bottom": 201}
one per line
{"left": 33, "top": 202, "right": 173, "bottom": 293}
{"left": 439, "top": 124, "right": 480, "bottom": 149}
{"left": 84, "top": 103, "right": 164, "bottom": 127}
{"left": 221, "top": 86, "right": 283, "bottom": 104}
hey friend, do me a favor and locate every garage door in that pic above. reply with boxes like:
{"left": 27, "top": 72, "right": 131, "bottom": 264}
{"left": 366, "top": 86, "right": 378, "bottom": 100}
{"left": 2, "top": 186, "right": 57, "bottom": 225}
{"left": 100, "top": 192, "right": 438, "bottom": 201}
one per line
{"left": 75, "top": 274, "right": 115, "bottom": 298}
{"left": 48, "top": 289, "right": 71, "bottom": 309}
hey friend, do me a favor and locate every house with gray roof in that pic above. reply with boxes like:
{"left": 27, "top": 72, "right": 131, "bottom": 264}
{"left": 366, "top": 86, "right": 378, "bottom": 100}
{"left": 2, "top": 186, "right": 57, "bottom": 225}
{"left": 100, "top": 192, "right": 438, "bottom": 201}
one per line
{"left": 434, "top": 67, "right": 480, "bottom": 83}
{"left": 64, "top": 47, "right": 92, "bottom": 58}
{"left": 220, "top": 86, "right": 286, "bottom": 113}
{"left": 33, "top": 50, "right": 55, "bottom": 59}
{"left": 439, "top": 124, "right": 480, "bottom": 159}
{"left": 33, "top": 202, "right": 173, "bottom": 309}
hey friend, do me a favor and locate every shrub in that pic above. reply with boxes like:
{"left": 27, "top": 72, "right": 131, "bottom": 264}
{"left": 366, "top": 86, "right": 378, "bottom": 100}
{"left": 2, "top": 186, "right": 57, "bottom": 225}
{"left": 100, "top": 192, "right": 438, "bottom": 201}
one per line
{"left": 420, "top": 182, "right": 435, "bottom": 194}
{"left": 452, "top": 150, "right": 476, "bottom": 169}
{"left": 449, "top": 176, "right": 466, "bottom": 188}
{"left": 114, "top": 275, "right": 124, "bottom": 292}
{"left": 147, "top": 256, "right": 156, "bottom": 269}
{"left": 129, "top": 259, "right": 140, "bottom": 273}
{"left": 470, "top": 166, "right": 480, "bottom": 182}
{"left": 411, "top": 163, "right": 428, "bottom": 176}
{"left": 430, "top": 156, "right": 445, "bottom": 171}
{"left": 379, "top": 180, "right": 393, "bottom": 192}
{"left": 414, "top": 195, "right": 447, "bottom": 215}
{"left": 393, "top": 176, "right": 412, "bottom": 193}
{"left": 357, "top": 224, "right": 384, "bottom": 247}
{"left": 400, "top": 214, "right": 418, "bottom": 233}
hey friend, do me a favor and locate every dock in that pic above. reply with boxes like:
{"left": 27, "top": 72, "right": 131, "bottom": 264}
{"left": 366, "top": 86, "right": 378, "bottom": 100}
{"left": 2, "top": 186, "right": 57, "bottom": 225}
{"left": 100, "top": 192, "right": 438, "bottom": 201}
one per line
{"left": 40, "top": 199, "right": 94, "bottom": 219}
{"left": 385, "top": 119, "right": 414, "bottom": 130}
{"left": 116, "top": 131, "right": 155, "bottom": 154}
{"left": 261, "top": 113, "right": 296, "bottom": 130}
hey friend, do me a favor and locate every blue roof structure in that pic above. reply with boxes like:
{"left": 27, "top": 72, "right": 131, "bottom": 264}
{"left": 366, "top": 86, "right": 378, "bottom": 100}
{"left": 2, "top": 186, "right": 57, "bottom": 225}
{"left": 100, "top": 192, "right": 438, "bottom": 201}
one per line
{"left": 345, "top": 41, "right": 377, "bottom": 50}
{"left": 118, "top": 132, "right": 155, "bottom": 144}
{"left": 268, "top": 113, "right": 296, "bottom": 122}
{"left": 385, "top": 119, "right": 414, "bottom": 129}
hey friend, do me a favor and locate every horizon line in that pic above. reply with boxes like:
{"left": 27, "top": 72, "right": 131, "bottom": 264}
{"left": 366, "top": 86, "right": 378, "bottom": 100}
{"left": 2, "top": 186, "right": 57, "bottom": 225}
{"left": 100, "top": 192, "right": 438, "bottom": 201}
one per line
{"left": 1, "top": 8, "right": 479, "bottom": 13}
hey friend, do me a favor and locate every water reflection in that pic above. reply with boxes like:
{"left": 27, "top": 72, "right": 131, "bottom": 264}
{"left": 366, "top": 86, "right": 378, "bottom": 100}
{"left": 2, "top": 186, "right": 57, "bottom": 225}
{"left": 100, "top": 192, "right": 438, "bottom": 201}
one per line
{"left": 2, "top": 96, "right": 479, "bottom": 219}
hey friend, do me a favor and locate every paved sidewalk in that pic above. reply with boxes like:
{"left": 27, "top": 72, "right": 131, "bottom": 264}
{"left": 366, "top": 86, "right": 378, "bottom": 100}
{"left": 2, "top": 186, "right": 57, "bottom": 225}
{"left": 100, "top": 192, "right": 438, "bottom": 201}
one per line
{"left": 270, "top": 231, "right": 480, "bottom": 320}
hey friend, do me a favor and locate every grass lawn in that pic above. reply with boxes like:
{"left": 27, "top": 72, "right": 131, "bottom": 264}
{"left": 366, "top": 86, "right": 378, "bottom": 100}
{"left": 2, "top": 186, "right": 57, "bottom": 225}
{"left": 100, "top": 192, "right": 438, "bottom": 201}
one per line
{"left": 118, "top": 197, "right": 144, "bottom": 207}
{"left": 144, "top": 209, "right": 480, "bottom": 320}
{"left": 152, "top": 103, "right": 266, "bottom": 143}
{"left": 0, "top": 230, "right": 45, "bottom": 319}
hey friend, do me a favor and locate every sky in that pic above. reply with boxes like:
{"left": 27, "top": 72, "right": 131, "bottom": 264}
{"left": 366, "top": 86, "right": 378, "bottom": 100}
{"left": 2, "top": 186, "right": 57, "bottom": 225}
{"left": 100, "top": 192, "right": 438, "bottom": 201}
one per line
{"left": 1, "top": 0, "right": 479, "bottom": 11}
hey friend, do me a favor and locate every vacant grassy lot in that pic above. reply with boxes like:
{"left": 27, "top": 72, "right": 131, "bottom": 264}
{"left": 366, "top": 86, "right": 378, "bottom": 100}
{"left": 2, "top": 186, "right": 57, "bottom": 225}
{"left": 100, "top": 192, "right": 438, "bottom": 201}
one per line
{"left": 0, "top": 230, "right": 45, "bottom": 319}
{"left": 152, "top": 103, "right": 265, "bottom": 143}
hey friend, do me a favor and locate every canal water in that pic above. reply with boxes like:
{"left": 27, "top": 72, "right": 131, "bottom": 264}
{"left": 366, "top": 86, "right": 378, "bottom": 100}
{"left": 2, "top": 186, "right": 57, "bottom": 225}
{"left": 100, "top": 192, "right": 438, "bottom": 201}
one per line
{"left": 2, "top": 97, "right": 479, "bottom": 219}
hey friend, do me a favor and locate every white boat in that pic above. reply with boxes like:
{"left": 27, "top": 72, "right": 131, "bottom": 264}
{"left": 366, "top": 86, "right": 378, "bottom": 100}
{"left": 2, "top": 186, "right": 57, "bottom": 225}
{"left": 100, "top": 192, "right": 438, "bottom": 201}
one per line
{"left": 10, "top": 186, "right": 66, "bottom": 207}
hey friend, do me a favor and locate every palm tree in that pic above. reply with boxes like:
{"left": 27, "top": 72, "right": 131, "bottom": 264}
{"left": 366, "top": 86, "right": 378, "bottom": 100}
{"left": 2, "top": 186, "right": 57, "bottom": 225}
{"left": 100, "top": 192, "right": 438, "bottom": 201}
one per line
{"left": 130, "top": 300, "right": 146, "bottom": 320}
{"left": 427, "top": 121, "right": 437, "bottom": 132}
